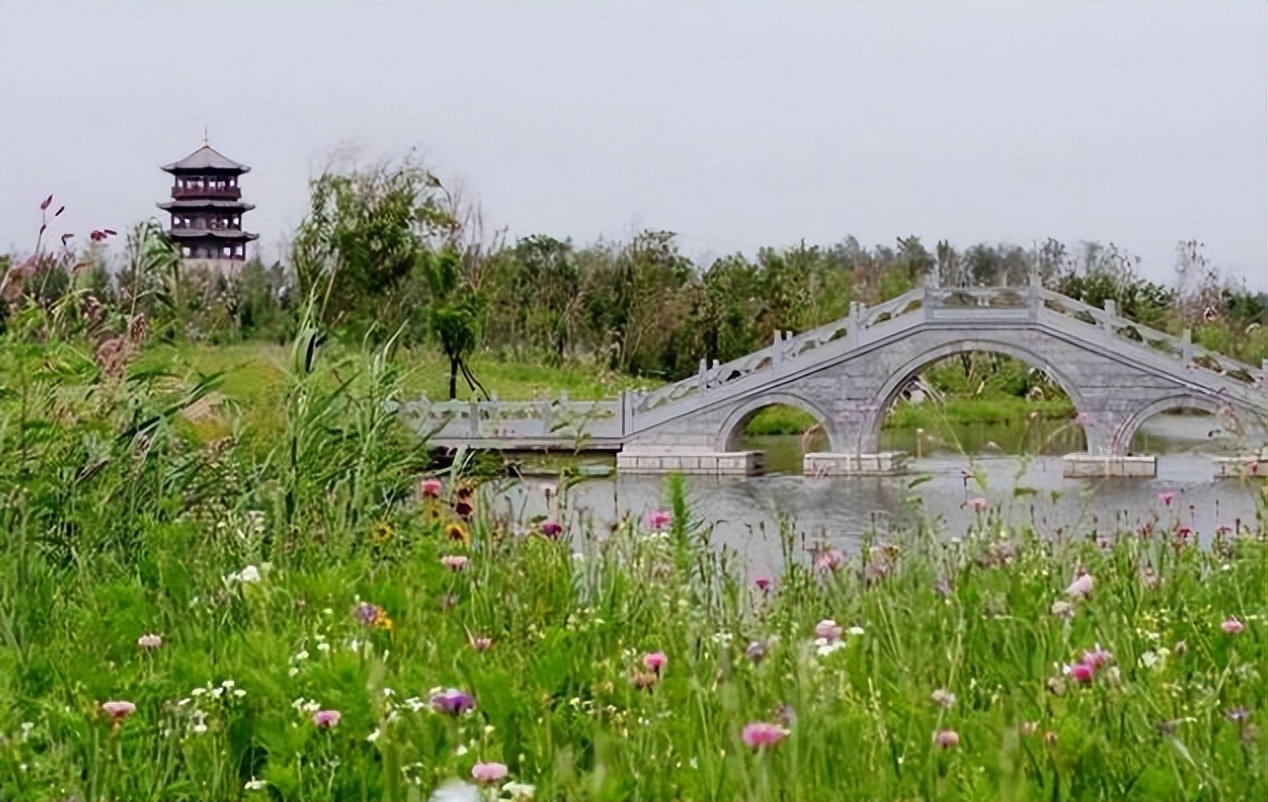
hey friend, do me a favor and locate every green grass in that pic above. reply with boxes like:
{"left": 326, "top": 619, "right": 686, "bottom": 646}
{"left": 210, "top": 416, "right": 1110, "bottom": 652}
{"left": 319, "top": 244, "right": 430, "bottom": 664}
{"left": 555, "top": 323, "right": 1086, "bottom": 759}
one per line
{"left": 3, "top": 335, "right": 1266, "bottom": 801}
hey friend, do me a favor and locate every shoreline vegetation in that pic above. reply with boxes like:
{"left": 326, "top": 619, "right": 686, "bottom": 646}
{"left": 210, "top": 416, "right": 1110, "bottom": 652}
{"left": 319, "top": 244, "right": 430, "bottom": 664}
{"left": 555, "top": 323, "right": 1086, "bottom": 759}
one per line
{"left": 122, "top": 342, "right": 1085, "bottom": 446}
{"left": 1, "top": 330, "right": 1265, "bottom": 802}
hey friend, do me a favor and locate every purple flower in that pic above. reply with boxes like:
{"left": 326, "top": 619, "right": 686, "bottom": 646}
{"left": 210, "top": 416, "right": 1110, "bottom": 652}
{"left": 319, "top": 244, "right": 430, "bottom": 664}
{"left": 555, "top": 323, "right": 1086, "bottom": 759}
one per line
{"left": 1227, "top": 706, "right": 1251, "bottom": 724}
{"left": 539, "top": 519, "right": 563, "bottom": 539}
{"left": 1159, "top": 491, "right": 1175, "bottom": 507}
{"left": 431, "top": 688, "right": 476, "bottom": 715}
{"left": 745, "top": 640, "right": 767, "bottom": 664}
{"left": 354, "top": 602, "right": 381, "bottom": 626}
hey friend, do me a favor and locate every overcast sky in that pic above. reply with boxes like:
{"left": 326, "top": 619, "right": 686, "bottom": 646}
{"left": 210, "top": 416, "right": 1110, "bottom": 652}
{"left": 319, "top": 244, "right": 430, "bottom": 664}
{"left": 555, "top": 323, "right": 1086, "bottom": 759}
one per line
{"left": 2, "top": 2, "right": 1265, "bottom": 287}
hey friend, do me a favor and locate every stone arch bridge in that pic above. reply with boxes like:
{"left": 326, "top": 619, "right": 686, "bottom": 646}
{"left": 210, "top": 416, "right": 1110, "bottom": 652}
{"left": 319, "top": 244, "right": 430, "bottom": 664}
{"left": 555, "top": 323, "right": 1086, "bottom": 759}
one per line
{"left": 398, "top": 281, "right": 1267, "bottom": 477}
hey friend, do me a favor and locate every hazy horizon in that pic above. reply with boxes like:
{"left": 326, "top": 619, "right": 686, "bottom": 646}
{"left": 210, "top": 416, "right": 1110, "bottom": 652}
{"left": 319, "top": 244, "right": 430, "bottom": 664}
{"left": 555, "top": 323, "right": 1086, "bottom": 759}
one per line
{"left": 1, "top": 2, "right": 1265, "bottom": 289}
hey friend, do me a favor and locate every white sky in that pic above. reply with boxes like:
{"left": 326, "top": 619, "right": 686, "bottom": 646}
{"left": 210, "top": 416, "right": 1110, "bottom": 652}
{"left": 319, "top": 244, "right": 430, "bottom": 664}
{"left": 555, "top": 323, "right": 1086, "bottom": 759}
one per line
{"left": 1, "top": 2, "right": 1265, "bottom": 287}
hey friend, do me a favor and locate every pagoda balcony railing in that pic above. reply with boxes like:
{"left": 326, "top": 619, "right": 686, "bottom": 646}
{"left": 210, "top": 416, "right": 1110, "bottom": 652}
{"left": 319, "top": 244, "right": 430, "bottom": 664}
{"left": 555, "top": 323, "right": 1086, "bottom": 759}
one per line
{"left": 171, "top": 186, "right": 241, "bottom": 200}
{"left": 170, "top": 221, "right": 244, "bottom": 232}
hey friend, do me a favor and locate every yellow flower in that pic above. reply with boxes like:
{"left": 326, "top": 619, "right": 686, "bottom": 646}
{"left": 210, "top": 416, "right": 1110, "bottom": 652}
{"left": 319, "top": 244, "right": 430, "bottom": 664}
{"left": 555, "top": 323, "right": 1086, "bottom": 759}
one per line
{"left": 445, "top": 521, "right": 470, "bottom": 547}
{"left": 373, "top": 610, "right": 394, "bottom": 631}
{"left": 371, "top": 521, "right": 394, "bottom": 544}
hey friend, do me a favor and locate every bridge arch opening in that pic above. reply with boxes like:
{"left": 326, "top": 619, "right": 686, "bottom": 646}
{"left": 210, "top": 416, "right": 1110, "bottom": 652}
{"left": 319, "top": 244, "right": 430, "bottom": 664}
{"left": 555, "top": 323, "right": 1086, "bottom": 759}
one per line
{"left": 1115, "top": 394, "right": 1243, "bottom": 455}
{"left": 870, "top": 340, "right": 1088, "bottom": 456}
{"left": 717, "top": 393, "right": 835, "bottom": 471}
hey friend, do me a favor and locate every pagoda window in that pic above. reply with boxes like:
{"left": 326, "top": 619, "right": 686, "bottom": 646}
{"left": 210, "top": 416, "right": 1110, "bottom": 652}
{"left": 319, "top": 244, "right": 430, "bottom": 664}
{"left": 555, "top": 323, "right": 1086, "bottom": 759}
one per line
{"left": 181, "top": 246, "right": 191, "bottom": 257}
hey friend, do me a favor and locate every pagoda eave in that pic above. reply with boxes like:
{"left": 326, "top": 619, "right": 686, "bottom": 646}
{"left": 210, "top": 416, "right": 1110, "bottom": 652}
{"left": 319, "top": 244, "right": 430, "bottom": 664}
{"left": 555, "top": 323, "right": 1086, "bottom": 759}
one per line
{"left": 158, "top": 200, "right": 256, "bottom": 212}
{"left": 167, "top": 229, "right": 259, "bottom": 242}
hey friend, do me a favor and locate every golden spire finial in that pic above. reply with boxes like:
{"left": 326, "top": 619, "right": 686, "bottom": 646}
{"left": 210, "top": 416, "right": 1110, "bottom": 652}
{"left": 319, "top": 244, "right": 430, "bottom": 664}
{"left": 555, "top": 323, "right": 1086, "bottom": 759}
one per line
{"left": 203, "top": 125, "right": 209, "bottom": 146}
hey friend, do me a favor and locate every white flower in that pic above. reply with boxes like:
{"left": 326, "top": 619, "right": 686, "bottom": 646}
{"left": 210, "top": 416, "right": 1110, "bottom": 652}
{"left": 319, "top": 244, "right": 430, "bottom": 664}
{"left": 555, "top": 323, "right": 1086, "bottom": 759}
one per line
{"left": 245, "top": 778, "right": 267, "bottom": 791}
{"left": 846, "top": 626, "right": 865, "bottom": 636}
{"left": 295, "top": 650, "right": 309, "bottom": 662}
{"left": 221, "top": 680, "right": 235, "bottom": 689}
{"left": 502, "top": 781, "right": 537, "bottom": 801}
{"left": 815, "top": 638, "right": 846, "bottom": 657}
{"left": 233, "top": 689, "right": 246, "bottom": 698}
{"left": 931, "top": 689, "right": 957, "bottom": 708}
{"left": 210, "top": 687, "right": 224, "bottom": 699}
{"left": 317, "top": 642, "right": 331, "bottom": 653}
{"left": 192, "top": 723, "right": 208, "bottom": 735}
{"left": 190, "top": 688, "right": 206, "bottom": 697}
{"left": 287, "top": 667, "right": 300, "bottom": 677}
{"left": 20, "top": 722, "right": 33, "bottom": 741}
{"left": 367, "top": 728, "right": 381, "bottom": 743}
{"left": 455, "top": 743, "right": 469, "bottom": 756}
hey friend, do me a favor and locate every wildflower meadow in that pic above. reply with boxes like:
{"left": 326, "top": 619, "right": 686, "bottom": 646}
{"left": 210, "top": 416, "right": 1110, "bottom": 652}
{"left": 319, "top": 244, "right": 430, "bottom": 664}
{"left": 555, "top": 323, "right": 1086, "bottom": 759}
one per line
{"left": 1, "top": 324, "right": 1266, "bottom": 802}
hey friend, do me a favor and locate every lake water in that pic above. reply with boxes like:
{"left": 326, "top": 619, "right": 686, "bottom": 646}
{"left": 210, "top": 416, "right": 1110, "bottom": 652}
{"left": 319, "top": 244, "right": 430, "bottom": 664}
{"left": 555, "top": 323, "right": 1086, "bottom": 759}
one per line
{"left": 494, "top": 414, "right": 1264, "bottom": 572}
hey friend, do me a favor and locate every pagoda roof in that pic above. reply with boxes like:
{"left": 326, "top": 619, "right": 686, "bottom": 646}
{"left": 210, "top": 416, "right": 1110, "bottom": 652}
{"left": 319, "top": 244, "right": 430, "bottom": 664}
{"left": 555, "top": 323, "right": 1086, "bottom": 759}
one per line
{"left": 158, "top": 200, "right": 256, "bottom": 211}
{"left": 167, "top": 229, "right": 259, "bottom": 241}
{"left": 161, "top": 145, "right": 251, "bottom": 174}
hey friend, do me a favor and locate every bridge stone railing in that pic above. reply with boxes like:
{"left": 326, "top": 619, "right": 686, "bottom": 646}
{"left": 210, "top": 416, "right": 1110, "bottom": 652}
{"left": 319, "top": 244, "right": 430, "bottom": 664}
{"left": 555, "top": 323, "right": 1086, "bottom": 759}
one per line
{"left": 626, "top": 287, "right": 930, "bottom": 424}
{"left": 1037, "top": 288, "right": 1267, "bottom": 405}
{"left": 396, "top": 392, "right": 623, "bottom": 444}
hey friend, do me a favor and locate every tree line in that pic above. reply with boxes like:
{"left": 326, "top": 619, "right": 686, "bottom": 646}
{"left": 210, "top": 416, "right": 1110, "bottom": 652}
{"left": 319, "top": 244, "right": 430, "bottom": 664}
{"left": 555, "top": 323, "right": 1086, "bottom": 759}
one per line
{"left": 3, "top": 156, "right": 1265, "bottom": 398}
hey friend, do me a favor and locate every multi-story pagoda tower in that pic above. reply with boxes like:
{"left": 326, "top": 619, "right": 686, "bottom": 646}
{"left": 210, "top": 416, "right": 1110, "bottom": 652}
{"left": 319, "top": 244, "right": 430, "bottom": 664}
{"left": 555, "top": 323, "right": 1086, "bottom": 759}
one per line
{"left": 158, "top": 138, "right": 258, "bottom": 274}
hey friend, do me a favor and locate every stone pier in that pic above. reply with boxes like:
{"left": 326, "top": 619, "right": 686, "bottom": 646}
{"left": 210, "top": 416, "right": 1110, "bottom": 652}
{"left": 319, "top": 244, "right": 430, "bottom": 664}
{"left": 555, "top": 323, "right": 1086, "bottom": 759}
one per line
{"left": 616, "top": 449, "right": 766, "bottom": 476}
{"left": 804, "top": 451, "right": 910, "bottom": 477}
{"left": 1062, "top": 454, "right": 1157, "bottom": 478}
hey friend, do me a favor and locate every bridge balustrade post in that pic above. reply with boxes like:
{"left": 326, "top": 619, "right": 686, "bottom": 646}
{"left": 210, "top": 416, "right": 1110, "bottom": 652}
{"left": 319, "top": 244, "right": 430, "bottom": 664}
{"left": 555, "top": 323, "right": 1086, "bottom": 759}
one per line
{"left": 468, "top": 399, "right": 479, "bottom": 436}
{"left": 1181, "top": 329, "right": 1194, "bottom": 363}
{"left": 1103, "top": 299, "right": 1117, "bottom": 319}
{"left": 698, "top": 358, "right": 708, "bottom": 392}
{"left": 773, "top": 330, "right": 783, "bottom": 363}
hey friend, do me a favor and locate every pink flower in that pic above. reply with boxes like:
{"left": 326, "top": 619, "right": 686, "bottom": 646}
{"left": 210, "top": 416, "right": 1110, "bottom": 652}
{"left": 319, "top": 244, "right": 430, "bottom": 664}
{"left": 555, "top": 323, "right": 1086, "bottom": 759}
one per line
{"left": 101, "top": 701, "right": 136, "bottom": 721}
{"left": 441, "top": 554, "right": 469, "bottom": 572}
{"left": 471, "top": 762, "right": 508, "bottom": 784}
{"left": 969, "top": 497, "right": 988, "bottom": 513}
{"left": 312, "top": 709, "right": 341, "bottom": 729}
{"left": 1064, "top": 662, "right": 1095, "bottom": 684}
{"left": 643, "top": 651, "right": 667, "bottom": 674}
{"left": 420, "top": 478, "right": 443, "bottom": 498}
{"left": 469, "top": 635, "right": 493, "bottom": 652}
{"left": 813, "top": 548, "right": 844, "bottom": 573}
{"left": 1081, "top": 644, "right": 1114, "bottom": 671}
{"left": 644, "top": 509, "right": 673, "bottom": 532}
{"left": 741, "top": 722, "right": 789, "bottom": 749}
{"left": 1159, "top": 491, "right": 1175, "bottom": 507}
{"left": 1221, "top": 617, "right": 1245, "bottom": 635}
{"left": 1065, "top": 572, "right": 1094, "bottom": 599}
{"left": 137, "top": 633, "right": 162, "bottom": 651}
{"left": 814, "top": 619, "right": 843, "bottom": 642}
{"left": 933, "top": 729, "right": 960, "bottom": 749}
{"left": 753, "top": 573, "right": 773, "bottom": 592}
{"left": 539, "top": 519, "right": 563, "bottom": 539}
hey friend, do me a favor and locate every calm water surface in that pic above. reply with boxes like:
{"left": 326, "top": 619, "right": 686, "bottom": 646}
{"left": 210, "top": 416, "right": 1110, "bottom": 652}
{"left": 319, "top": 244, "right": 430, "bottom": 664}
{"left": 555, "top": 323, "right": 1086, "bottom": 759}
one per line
{"left": 495, "top": 414, "right": 1264, "bottom": 571}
